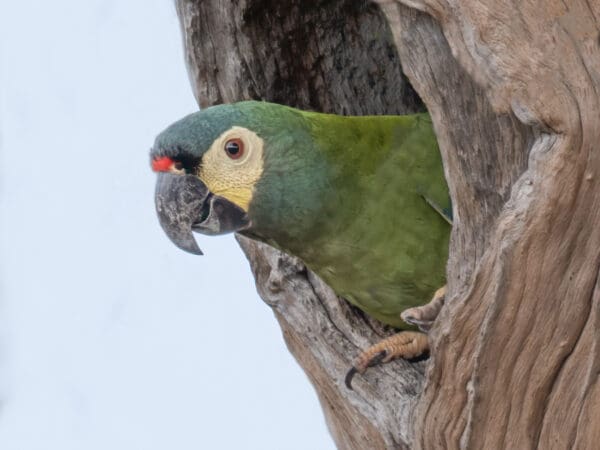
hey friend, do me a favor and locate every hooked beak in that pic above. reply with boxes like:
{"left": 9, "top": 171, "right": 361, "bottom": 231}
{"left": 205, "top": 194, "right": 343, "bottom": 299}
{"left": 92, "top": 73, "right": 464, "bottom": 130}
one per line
{"left": 154, "top": 173, "right": 250, "bottom": 255}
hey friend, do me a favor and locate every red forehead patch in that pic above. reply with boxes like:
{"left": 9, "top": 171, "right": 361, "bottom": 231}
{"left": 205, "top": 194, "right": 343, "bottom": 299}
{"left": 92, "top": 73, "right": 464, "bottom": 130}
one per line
{"left": 152, "top": 156, "right": 174, "bottom": 172}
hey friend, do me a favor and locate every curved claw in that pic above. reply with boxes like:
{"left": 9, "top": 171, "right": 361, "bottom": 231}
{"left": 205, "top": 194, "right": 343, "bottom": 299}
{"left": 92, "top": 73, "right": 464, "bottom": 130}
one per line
{"left": 344, "top": 331, "right": 429, "bottom": 389}
{"left": 344, "top": 367, "right": 358, "bottom": 390}
{"left": 344, "top": 350, "right": 388, "bottom": 390}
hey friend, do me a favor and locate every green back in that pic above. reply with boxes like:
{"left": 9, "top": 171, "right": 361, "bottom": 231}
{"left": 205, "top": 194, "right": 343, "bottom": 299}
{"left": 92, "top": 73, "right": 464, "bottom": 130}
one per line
{"left": 237, "top": 103, "right": 450, "bottom": 327}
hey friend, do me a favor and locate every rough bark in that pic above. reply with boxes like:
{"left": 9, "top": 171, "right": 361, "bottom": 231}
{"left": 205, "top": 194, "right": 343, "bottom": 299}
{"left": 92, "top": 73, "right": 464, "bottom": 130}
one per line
{"left": 377, "top": 1, "right": 600, "bottom": 448}
{"left": 236, "top": 236, "right": 424, "bottom": 449}
{"left": 175, "top": 0, "right": 600, "bottom": 448}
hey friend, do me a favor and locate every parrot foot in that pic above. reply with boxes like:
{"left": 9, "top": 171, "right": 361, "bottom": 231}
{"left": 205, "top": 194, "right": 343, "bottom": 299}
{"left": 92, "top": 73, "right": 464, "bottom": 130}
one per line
{"left": 345, "top": 331, "right": 429, "bottom": 390}
{"left": 401, "top": 285, "right": 446, "bottom": 332}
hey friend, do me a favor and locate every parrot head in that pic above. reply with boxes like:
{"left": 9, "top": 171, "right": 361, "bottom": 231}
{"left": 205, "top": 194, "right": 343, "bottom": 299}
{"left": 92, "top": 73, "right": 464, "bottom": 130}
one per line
{"left": 150, "top": 101, "right": 328, "bottom": 255}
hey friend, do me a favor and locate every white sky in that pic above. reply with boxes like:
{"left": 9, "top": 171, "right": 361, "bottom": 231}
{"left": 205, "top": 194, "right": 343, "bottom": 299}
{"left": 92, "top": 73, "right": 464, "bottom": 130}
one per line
{"left": 0, "top": 1, "right": 334, "bottom": 448}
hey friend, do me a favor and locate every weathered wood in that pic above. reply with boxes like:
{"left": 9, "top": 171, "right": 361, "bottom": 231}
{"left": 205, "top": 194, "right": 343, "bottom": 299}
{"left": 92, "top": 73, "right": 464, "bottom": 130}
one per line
{"left": 237, "top": 236, "right": 424, "bottom": 449}
{"left": 175, "top": 1, "right": 428, "bottom": 447}
{"left": 176, "top": 0, "right": 423, "bottom": 115}
{"left": 176, "top": 0, "right": 600, "bottom": 448}
{"left": 379, "top": 1, "right": 600, "bottom": 448}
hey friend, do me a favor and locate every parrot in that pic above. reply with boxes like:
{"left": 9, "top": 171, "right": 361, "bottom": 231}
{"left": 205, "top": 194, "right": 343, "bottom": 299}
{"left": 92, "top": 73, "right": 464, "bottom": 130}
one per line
{"left": 150, "top": 101, "right": 451, "bottom": 388}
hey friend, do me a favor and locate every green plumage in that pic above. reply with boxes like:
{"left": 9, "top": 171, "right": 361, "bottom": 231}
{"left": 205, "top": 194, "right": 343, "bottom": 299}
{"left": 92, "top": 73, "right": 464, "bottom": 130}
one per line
{"left": 156, "top": 101, "right": 450, "bottom": 327}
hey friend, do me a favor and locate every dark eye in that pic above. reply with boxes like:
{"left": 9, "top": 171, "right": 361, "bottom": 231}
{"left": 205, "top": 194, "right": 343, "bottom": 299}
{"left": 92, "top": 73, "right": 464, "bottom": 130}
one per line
{"left": 224, "top": 138, "right": 244, "bottom": 159}
{"left": 173, "top": 161, "right": 184, "bottom": 171}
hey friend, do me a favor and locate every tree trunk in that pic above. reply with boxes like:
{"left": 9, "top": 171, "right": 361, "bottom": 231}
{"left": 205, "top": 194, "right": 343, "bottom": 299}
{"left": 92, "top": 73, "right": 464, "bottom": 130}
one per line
{"left": 175, "top": 1, "right": 600, "bottom": 448}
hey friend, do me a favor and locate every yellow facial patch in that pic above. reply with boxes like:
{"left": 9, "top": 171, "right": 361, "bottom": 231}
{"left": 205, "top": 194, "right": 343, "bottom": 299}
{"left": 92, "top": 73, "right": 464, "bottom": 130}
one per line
{"left": 198, "top": 126, "right": 264, "bottom": 211}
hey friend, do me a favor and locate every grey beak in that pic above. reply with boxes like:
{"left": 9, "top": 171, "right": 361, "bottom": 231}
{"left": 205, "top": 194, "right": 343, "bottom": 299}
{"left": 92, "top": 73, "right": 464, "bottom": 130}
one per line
{"left": 154, "top": 173, "right": 251, "bottom": 255}
{"left": 155, "top": 173, "right": 208, "bottom": 255}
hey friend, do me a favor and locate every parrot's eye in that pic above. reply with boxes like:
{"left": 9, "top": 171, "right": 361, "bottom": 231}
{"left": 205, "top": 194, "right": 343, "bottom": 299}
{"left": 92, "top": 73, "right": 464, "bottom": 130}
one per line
{"left": 224, "top": 138, "right": 244, "bottom": 160}
{"left": 173, "top": 161, "right": 184, "bottom": 171}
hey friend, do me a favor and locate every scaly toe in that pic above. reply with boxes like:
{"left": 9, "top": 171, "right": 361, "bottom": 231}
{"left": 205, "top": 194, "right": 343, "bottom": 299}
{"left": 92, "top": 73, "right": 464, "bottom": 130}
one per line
{"left": 344, "top": 331, "right": 429, "bottom": 389}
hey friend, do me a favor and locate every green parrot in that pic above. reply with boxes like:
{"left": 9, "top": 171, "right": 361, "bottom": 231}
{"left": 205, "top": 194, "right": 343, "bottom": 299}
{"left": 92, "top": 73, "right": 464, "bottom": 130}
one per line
{"left": 151, "top": 101, "right": 450, "bottom": 386}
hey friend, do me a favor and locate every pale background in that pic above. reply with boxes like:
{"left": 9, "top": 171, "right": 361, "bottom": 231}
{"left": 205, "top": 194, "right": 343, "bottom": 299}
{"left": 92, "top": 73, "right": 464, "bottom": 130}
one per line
{"left": 0, "top": 1, "right": 334, "bottom": 448}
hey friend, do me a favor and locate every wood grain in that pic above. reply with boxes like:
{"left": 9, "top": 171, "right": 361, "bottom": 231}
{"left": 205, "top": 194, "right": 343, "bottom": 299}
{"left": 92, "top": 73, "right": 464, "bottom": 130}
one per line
{"left": 379, "top": 1, "right": 600, "bottom": 448}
